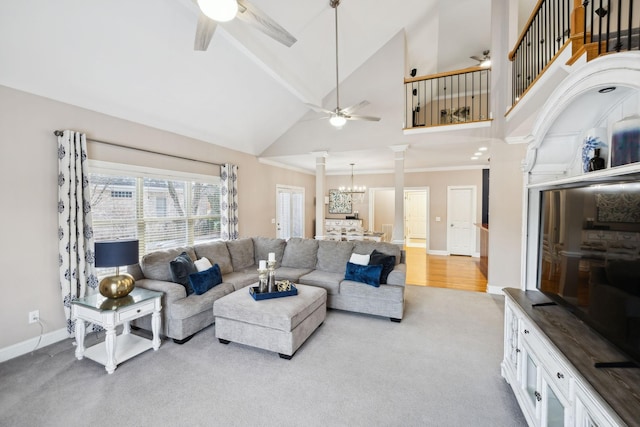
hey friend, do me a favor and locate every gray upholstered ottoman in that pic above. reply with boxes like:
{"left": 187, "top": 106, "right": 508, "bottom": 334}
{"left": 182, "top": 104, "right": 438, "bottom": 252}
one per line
{"left": 213, "top": 284, "right": 327, "bottom": 359}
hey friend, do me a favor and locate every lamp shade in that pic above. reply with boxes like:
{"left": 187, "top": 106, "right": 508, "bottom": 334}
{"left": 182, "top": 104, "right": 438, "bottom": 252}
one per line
{"left": 95, "top": 240, "right": 139, "bottom": 268}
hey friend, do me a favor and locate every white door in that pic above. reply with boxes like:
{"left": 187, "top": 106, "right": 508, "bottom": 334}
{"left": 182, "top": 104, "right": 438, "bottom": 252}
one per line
{"left": 276, "top": 185, "right": 305, "bottom": 239}
{"left": 447, "top": 186, "right": 476, "bottom": 256}
{"left": 405, "top": 189, "right": 428, "bottom": 248}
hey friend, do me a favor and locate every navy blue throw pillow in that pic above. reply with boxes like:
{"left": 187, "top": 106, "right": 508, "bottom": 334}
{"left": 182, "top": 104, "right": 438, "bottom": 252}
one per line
{"left": 188, "top": 264, "right": 223, "bottom": 295}
{"left": 369, "top": 250, "right": 396, "bottom": 284}
{"left": 345, "top": 262, "right": 383, "bottom": 287}
{"left": 170, "top": 252, "right": 197, "bottom": 295}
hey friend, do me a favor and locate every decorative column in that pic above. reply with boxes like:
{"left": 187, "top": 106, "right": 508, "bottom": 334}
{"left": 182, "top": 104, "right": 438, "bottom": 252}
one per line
{"left": 312, "top": 151, "right": 328, "bottom": 239}
{"left": 390, "top": 145, "right": 409, "bottom": 246}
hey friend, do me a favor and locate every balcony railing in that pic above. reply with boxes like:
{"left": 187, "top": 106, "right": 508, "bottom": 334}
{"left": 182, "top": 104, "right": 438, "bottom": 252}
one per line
{"left": 509, "top": 0, "right": 573, "bottom": 106}
{"left": 510, "top": 0, "right": 639, "bottom": 106}
{"left": 583, "top": 0, "right": 640, "bottom": 55}
{"left": 404, "top": 67, "right": 491, "bottom": 130}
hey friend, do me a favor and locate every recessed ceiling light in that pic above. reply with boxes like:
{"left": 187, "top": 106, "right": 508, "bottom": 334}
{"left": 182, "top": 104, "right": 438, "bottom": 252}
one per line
{"left": 471, "top": 156, "right": 479, "bottom": 160}
{"left": 598, "top": 86, "right": 616, "bottom": 93}
{"left": 474, "top": 152, "right": 482, "bottom": 156}
{"left": 478, "top": 147, "right": 488, "bottom": 151}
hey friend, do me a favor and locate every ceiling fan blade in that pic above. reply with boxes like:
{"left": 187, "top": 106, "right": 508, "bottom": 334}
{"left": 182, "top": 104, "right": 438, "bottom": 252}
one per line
{"left": 470, "top": 55, "right": 483, "bottom": 62}
{"left": 194, "top": 12, "right": 217, "bottom": 51}
{"left": 341, "top": 100, "right": 370, "bottom": 115}
{"left": 346, "top": 114, "right": 381, "bottom": 122}
{"left": 236, "top": 0, "right": 297, "bottom": 47}
{"left": 305, "top": 103, "right": 335, "bottom": 115}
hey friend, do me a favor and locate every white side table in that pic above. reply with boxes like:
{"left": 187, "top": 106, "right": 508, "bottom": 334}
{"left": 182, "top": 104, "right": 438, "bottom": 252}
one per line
{"left": 71, "top": 288, "right": 162, "bottom": 374}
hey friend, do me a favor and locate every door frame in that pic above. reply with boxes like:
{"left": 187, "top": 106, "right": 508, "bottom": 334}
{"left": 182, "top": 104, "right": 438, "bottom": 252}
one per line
{"left": 275, "top": 184, "right": 305, "bottom": 239}
{"left": 404, "top": 187, "right": 429, "bottom": 249}
{"left": 368, "top": 186, "right": 429, "bottom": 250}
{"left": 446, "top": 185, "right": 477, "bottom": 256}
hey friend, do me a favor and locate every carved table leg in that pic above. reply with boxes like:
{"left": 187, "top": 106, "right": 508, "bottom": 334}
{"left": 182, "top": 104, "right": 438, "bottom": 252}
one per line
{"left": 74, "top": 318, "right": 86, "bottom": 360}
{"left": 151, "top": 309, "right": 161, "bottom": 351}
{"left": 104, "top": 326, "right": 117, "bottom": 374}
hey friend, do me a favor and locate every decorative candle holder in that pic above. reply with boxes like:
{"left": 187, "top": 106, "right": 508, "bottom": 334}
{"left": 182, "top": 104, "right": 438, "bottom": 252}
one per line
{"left": 257, "top": 268, "right": 268, "bottom": 293}
{"left": 267, "top": 260, "right": 276, "bottom": 292}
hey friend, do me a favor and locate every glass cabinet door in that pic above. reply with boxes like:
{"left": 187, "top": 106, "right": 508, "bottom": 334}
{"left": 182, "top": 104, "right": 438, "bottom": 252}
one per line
{"left": 525, "top": 353, "right": 539, "bottom": 407}
{"left": 544, "top": 380, "right": 565, "bottom": 427}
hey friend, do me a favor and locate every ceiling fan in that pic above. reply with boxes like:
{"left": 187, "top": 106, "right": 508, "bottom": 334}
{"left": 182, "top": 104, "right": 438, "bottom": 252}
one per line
{"left": 194, "top": 0, "right": 297, "bottom": 51}
{"left": 470, "top": 50, "right": 491, "bottom": 67}
{"left": 305, "top": 0, "right": 380, "bottom": 128}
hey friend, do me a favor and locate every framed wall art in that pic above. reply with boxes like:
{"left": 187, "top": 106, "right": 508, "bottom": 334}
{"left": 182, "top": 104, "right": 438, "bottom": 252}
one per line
{"left": 328, "top": 189, "right": 351, "bottom": 214}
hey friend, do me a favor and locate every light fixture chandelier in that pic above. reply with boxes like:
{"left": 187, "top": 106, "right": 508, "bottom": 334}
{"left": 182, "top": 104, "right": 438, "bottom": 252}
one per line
{"left": 197, "top": 0, "right": 238, "bottom": 22}
{"left": 339, "top": 163, "right": 366, "bottom": 203}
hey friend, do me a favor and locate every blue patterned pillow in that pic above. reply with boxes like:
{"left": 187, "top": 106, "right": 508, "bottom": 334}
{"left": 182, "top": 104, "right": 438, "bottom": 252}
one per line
{"left": 188, "top": 264, "right": 223, "bottom": 295}
{"left": 344, "top": 262, "right": 383, "bottom": 287}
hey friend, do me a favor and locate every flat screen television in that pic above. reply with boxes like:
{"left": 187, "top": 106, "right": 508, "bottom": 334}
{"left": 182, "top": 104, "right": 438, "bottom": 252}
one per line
{"left": 536, "top": 173, "right": 640, "bottom": 366}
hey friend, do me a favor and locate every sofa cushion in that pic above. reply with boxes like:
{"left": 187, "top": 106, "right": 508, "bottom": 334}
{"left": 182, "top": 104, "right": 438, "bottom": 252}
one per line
{"left": 369, "top": 250, "right": 396, "bottom": 284}
{"left": 298, "top": 270, "right": 342, "bottom": 295}
{"left": 140, "top": 247, "right": 197, "bottom": 282}
{"left": 282, "top": 237, "right": 319, "bottom": 269}
{"left": 316, "top": 240, "right": 354, "bottom": 274}
{"left": 170, "top": 252, "right": 197, "bottom": 295}
{"left": 221, "top": 271, "right": 260, "bottom": 290}
{"left": 253, "top": 236, "right": 286, "bottom": 267}
{"left": 226, "top": 238, "right": 255, "bottom": 272}
{"left": 354, "top": 241, "right": 402, "bottom": 265}
{"left": 340, "top": 281, "right": 404, "bottom": 302}
{"left": 194, "top": 241, "right": 233, "bottom": 275}
{"left": 345, "top": 261, "right": 383, "bottom": 287}
{"left": 275, "top": 266, "right": 314, "bottom": 282}
{"left": 188, "top": 264, "right": 223, "bottom": 295}
{"left": 171, "top": 282, "right": 235, "bottom": 320}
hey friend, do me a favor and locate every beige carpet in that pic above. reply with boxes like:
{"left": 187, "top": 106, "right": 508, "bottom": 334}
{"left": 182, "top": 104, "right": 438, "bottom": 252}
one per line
{"left": 0, "top": 285, "right": 525, "bottom": 426}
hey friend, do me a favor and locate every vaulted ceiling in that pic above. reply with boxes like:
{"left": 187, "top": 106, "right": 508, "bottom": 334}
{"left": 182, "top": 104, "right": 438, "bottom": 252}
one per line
{"left": 0, "top": 0, "right": 496, "bottom": 174}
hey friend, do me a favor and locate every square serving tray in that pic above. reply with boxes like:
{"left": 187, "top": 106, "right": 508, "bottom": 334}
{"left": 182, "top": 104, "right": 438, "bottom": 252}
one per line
{"left": 249, "top": 284, "right": 298, "bottom": 300}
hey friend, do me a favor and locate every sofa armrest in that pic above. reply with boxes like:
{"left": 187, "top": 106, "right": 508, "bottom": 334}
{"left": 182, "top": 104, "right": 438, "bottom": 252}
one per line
{"left": 126, "top": 263, "right": 145, "bottom": 281}
{"left": 386, "top": 263, "right": 406, "bottom": 286}
{"left": 135, "top": 278, "right": 187, "bottom": 306}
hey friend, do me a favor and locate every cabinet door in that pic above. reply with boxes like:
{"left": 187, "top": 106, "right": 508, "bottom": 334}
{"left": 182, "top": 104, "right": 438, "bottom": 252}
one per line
{"left": 520, "top": 344, "right": 542, "bottom": 423}
{"left": 541, "top": 376, "right": 568, "bottom": 427}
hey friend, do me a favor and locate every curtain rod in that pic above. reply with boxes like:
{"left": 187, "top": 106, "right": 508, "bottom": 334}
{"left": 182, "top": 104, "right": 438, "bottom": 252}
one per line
{"left": 54, "top": 130, "right": 224, "bottom": 167}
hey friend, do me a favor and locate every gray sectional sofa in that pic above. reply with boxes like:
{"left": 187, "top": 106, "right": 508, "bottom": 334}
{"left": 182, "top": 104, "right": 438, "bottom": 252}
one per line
{"left": 128, "top": 237, "right": 406, "bottom": 343}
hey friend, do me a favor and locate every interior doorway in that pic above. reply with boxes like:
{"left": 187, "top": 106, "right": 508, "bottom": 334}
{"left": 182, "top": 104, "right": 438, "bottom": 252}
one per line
{"left": 276, "top": 185, "right": 305, "bottom": 239}
{"left": 447, "top": 185, "right": 477, "bottom": 256}
{"left": 405, "top": 189, "right": 428, "bottom": 248}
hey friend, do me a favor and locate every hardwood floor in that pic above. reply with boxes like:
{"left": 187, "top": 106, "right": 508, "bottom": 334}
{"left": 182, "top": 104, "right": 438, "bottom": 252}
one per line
{"left": 405, "top": 246, "right": 487, "bottom": 292}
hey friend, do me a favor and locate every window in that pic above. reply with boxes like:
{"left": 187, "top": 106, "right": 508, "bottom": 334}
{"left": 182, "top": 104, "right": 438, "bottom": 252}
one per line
{"left": 89, "top": 163, "right": 221, "bottom": 257}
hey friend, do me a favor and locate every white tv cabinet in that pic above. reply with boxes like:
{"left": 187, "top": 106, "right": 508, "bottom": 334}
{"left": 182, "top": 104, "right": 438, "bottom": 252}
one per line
{"left": 502, "top": 288, "right": 640, "bottom": 426}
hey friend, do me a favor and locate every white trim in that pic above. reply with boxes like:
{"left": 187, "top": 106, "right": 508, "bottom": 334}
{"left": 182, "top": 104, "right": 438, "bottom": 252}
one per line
{"left": 0, "top": 328, "right": 70, "bottom": 363}
{"left": 403, "top": 120, "right": 492, "bottom": 136}
{"left": 258, "top": 157, "right": 315, "bottom": 175}
{"left": 88, "top": 160, "right": 220, "bottom": 183}
{"left": 427, "top": 249, "right": 449, "bottom": 256}
{"left": 486, "top": 284, "right": 506, "bottom": 295}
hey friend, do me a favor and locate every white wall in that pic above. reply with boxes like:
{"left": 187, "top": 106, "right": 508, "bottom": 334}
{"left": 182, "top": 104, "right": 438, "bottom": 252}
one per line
{"left": 0, "top": 85, "right": 315, "bottom": 355}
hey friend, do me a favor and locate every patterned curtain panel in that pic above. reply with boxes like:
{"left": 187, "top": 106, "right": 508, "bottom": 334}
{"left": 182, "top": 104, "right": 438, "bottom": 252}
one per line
{"left": 220, "top": 164, "right": 239, "bottom": 240}
{"left": 58, "top": 130, "right": 98, "bottom": 334}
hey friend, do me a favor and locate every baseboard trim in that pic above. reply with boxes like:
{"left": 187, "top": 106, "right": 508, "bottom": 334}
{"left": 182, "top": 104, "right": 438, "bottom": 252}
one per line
{"left": 486, "top": 285, "right": 506, "bottom": 295}
{"left": 427, "top": 249, "right": 449, "bottom": 256}
{"left": 0, "top": 328, "right": 70, "bottom": 363}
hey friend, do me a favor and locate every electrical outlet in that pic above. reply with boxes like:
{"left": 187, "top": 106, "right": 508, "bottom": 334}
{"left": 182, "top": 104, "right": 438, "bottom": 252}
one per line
{"left": 28, "top": 310, "right": 40, "bottom": 324}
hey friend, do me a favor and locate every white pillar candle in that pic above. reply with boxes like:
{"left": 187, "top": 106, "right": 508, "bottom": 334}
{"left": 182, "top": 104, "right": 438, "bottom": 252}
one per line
{"left": 268, "top": 252, "right": 275, "bottom": 262}
{"left": 259, "top": 260, "right": 267, "bottom": 270}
